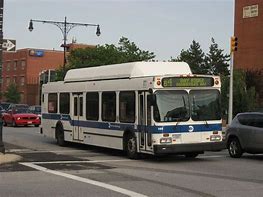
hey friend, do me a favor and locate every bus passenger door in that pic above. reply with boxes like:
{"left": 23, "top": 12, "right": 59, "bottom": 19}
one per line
{"left": 138, "top": 92, "right": 152, "bottom": 152}
{"left": 72, "top": 93, "right": 84, "bottom": 141}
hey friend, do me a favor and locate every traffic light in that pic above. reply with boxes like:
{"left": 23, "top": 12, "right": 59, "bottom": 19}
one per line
{"left": 231, "top": 36, "right": 238, "bottom": 53}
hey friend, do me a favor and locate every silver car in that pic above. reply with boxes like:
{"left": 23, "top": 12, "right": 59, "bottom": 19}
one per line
{"left": 226, "top": 112, "right": 263, "bottom": 158}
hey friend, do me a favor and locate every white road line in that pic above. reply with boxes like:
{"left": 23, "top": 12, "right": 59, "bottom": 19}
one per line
{"left": 7, "top": 149, "right": 33, "bottom": 153}
{"left": 32, "top": 159, "right": 132, "bottom": 164}
{"left": 198, "top": 155, "right": 226, "bottom": 158}
{"left": 7, "top": 149, "right": 88, "bottom": 154}
{"left": 20, "top": 162, "right": 148, "bottom": 197}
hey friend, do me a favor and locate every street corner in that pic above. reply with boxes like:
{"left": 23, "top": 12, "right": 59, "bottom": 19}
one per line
{"left": 0, "top": 153, "right": 22, "bottom": 165}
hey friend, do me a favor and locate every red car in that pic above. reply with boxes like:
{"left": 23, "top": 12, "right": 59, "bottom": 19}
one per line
{"left": 2, "top": 107, "right": 41, "bottom": 127}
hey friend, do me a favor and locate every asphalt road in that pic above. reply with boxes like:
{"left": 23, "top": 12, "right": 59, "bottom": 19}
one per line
{"left": 1, "top": 126, "right": 263, "bottom": 197}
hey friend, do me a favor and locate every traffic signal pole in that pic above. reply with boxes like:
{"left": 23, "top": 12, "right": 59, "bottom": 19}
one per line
{"left": 228, "top": 36, "right": 238, "bottom": 124}
{"left": 228, "top": 53, "right": 234, "bottom": 124}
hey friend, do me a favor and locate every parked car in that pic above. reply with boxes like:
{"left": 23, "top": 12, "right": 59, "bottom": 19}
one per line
{"left": 0, "top": 105, "right": 5, "bottom": 116}
{"left": 226, "top": 112, "right": 263, "bottom": 158}
{"left": 2, "top": 106, "right": 41, "bottom": 127}
{"left": 7, "top": 104, "right": 29, "bottom": 111}
{"left": 0, "top": 102, "right": 12, "bottom": 112}
{"left": 28, "top": 105, "right": 41, "bottom": 118}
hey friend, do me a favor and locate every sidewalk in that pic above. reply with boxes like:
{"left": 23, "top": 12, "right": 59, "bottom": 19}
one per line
{"left": 0, "top": 153, "right": 22, "bottom": 165}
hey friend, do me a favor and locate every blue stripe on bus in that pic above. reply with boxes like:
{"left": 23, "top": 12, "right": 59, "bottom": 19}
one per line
{"left": 42, "top": 113, "right": 222, "bottom": 133}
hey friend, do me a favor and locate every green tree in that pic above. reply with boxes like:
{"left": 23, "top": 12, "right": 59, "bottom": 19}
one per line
{"left": 4, "top": 83, "right": 21, "bottom": 103}
{"left": 206, "top": 38, "right": 230, "bottom": 75}
{"left": 221, "top": 70, "right": 256, "bottom": 120}
{"left": 171, "top": 40, "right": 209, "bottom": 74}
{"left": 56, "top": 37, "right": 155, "bottom": 80}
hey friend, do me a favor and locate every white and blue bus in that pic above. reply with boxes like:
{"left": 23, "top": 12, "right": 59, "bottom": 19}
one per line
{"left": 41, "top": 62, "right": 224, "bottom": 159}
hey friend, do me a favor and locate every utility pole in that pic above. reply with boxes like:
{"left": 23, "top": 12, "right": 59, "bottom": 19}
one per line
{"left": 228, "top": 36, "right": 238, "bottom": 124}
{"left": 0, "top": 0, "right": 5, "bottom": 154}
{"left": 28, "top": 17, "right": 101, "bottom": 74}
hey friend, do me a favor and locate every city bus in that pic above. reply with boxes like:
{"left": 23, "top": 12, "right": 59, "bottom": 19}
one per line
{"left": 41, "top": 62, "right": 225, "bottom": 159}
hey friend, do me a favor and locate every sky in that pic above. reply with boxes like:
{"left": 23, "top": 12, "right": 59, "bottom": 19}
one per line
{"left": 4, "top": 0, "right": 234, "bottom": 61}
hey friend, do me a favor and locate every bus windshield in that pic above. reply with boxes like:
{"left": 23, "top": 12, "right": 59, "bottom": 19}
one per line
{"left": 154, "top": 90, "right": 190, "bottom": 122}
{"left": 154, "top": 89, "right": 221, "bottom": 122}
{"left": 190, "top": 90, "right": 221, "bottom": 121}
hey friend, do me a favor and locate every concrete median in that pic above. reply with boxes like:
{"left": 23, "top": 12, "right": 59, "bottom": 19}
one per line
{"left": 0, "top": 153, "right": 22, "bottom": 165}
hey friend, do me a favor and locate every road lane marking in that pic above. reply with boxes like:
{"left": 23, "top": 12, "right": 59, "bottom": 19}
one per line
{"left": 20, "top": 162, "right": 148, "bottom": 197}
{"left": 198, "top": 155, "right": 226, "bottom": 158}
{"left": 32, "top": 159, "right": 132, "bottom": 164}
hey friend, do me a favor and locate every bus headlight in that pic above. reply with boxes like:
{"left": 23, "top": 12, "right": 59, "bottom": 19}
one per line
{"left": 210, "top": 135, "right": 221, "bottom": 141}
{"left": 160, "top": 137, "right": 172, "bottom": 144}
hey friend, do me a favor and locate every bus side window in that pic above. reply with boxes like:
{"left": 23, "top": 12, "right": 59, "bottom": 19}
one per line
{"left": 86, "top": 92, "right": 99, "bottom": 121}
{"left": 119, "top": 91, "right": 135, "bottom": 123}
{"left": 60, "top": 93, "right": 70, "bottom": 114}
{"left": 48, "top": 93, "right": 58, "bottom": 113}
{"left": 102, "top": 92, "right": 116, "bottom": 122}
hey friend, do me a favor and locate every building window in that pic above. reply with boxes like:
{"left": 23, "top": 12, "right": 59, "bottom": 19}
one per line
{"left": 21, "top": 76, "right": 25, "bottom": 86}
{"left": 21, "top": 61, "right": 26, "bottom": 70}
{"left": 60, "top": 93, "right": 70, "bottom": 114}
{"left": 13, "top": 77, "right": 17, "bottom": 83}
{"left": 86, "top": 92, "right": 99, "bottom": 121}
{"left": 119, "top": 91, "right": 135, "bottom": 123}
{"left": 7, "top": 62, "right": 10, "bottom": 71}
{"left": 48, "top": 93, "right": 58, "bottom": 113}
{"left": 102, "top": 92, "right": 116, "bottom": 122}
{"left": 20, "top": 93, "right": 24, "bottom": 103}
{"left": 14, "top": 61, "right": 17, "bottom": 71}
{"left": 6, "top": 77, "right": 10, "bottom": 86}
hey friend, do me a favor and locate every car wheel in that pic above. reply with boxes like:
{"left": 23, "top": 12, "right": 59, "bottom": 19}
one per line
{"left": 184, "top": 152, "right": 199, "bottom": 158}
{"left": 34, "top": 125, "right": 39, "bottom": 127}
{"left": 12, "top": 120, "right": 17, "bottom": 127}
{"left": 127, "top": 133, "right": 139, "bottom": 159}
{"left": 228, "top": 138, "right": 243, "bottom": 158}
{"left": 2, "top": 119, "right": 7, "bottom": 126}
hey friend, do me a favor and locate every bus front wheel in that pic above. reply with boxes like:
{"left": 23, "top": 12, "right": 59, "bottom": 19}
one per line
{"left": 127, "top": 134, "right": 139, "bottom": 159}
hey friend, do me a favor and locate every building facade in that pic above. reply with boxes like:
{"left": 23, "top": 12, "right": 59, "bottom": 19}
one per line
{"left": 1, "top": 48, "right": 64, "bottom": 105}
{"left": 234, "top": 0, "right": 263, "bottom": 107}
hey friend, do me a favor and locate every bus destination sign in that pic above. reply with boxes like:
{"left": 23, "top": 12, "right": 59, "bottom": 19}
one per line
{"left": 162, "top": 77, "right": 214, "bottom": 87}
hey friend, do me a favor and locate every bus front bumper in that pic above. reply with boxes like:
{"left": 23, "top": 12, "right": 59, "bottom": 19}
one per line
{"left": 153, "top": 141, "right": 226, "bottom": 155}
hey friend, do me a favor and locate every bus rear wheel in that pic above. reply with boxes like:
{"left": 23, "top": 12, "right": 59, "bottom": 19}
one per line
{"left": 127, "top": 134, "right": 139, "bottom": 159}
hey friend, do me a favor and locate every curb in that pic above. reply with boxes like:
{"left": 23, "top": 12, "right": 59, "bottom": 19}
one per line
{"left": 0, "top": 153, "right": 22, "bottom": 165}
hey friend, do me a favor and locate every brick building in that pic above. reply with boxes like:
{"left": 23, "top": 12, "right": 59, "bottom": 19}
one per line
{"left": 234, "top": 0, "right": 263, "bottom": 107}
{"left": 1, "top": 48, "right": 64, "bottom": 105}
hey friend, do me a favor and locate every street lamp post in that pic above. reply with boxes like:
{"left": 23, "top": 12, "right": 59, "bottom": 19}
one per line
{"left": 28, "top": 17, "right": 101, "bottom": 71}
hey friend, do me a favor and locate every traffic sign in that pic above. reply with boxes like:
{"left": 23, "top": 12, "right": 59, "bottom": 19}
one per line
{"left": 2, "top": 39, "right": 16, "bottom": 51}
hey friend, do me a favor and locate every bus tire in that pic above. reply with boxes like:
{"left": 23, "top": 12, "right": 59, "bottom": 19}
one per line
{"left": 56, "top": 125, "right": 66, "bottom": 147}
{"left": 127, "top": 133, "right": 139, "bottom": 159}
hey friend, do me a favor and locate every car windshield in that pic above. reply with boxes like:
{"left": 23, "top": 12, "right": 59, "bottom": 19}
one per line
{"left": 1, "top": 103, "right": 11, "bottom": 110}
{"left": 190, "top": 90, "right": 221, "bottom": 121}
{"left": 154, "top": 90, "right": 190, "bottom": 122}
{"left": 14, "top": 108, "right": 30, "bottom": 114}
{"left": 154, "top": 89, "right": 221, "bottom": 122}
{"left": 35, "top": 107, "right": 41, "bottom": 113}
